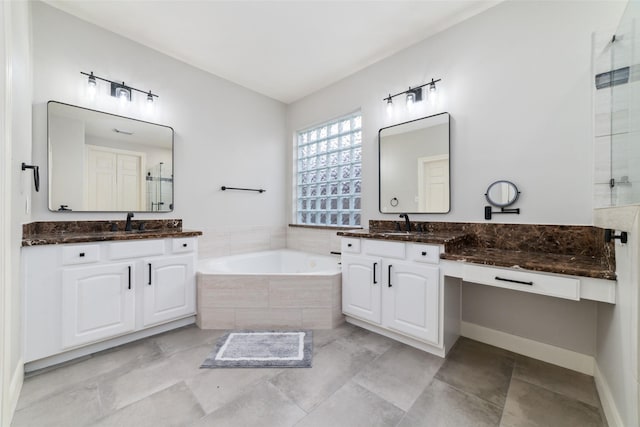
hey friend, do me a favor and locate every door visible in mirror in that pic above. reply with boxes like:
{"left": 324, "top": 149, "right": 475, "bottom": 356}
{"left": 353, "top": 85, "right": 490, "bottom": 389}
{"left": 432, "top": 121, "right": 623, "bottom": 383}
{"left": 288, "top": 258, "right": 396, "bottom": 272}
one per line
{"left": 379, "top": 113, "right": 450, "bottom": 214}
{"left": 48, "top": 101, "right": 174, "bottom": 212}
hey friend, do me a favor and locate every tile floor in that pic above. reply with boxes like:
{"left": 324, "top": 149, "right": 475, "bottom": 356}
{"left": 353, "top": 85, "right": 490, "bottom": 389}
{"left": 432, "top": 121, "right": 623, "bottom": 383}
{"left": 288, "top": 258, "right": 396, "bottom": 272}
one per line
{"left": 12, "top": 323, "right": 607, "bottom": 427}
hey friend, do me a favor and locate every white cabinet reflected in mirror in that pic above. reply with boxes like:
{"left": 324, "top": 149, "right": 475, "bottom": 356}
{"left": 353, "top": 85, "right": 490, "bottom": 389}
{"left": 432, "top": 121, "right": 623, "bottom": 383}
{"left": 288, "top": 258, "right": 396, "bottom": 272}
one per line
{"left": 48, "top": 101, "right": 174, "bottom": 212}
{"left": 379, "top": 112, "right": 450, "bottom": 214}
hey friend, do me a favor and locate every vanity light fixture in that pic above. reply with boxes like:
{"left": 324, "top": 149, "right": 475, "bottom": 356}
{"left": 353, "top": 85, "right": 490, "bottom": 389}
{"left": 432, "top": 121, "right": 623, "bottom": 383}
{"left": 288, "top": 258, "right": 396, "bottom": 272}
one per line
{"left": 383, "top": 78, "right": 441, "bottom": 110}
{"left": 80, "top": 71, "right": 159, "bottom": 103}
{"left": 87, "top": 72, "right": 97, "bottom": 97}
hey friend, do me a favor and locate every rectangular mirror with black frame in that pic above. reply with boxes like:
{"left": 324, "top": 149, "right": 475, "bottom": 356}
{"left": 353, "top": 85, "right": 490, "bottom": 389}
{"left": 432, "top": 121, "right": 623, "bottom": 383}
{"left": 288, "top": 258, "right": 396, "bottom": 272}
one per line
{"left": 48, "top": 101, "right": 174, "bottom": 212}
{"left": 379, "top": 112, "right": 450, "bottom": 214}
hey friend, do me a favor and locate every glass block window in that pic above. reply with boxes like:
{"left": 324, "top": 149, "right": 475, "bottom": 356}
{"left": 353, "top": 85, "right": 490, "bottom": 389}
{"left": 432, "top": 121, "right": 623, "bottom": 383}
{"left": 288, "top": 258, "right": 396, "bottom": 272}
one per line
{"left": 297, "top": 111, "right": 362, "bottom": 226}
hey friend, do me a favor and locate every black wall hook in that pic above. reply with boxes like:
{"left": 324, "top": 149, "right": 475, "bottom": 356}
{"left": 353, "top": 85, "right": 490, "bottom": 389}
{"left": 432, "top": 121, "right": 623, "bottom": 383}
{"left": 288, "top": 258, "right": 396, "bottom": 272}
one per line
{"left": 21, "top": 163, "right": 40, "bottom": 192}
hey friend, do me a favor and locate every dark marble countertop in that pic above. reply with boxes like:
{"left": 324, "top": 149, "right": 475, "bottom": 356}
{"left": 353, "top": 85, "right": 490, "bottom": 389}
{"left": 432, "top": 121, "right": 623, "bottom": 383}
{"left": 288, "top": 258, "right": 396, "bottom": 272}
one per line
{"left": 440, "top": 247, "right": 615, "bottom": 280}
{"left": 21, "top": 219, "right": 202, "bottom": 247}
{"left": 337, "top": 229, "right": 471, "bottom": 246}
{"left": 22, "top": 229, "right": 203, "bottom": 246}
{"left": 338, "top": 222, "right": 616, "bottom": 281}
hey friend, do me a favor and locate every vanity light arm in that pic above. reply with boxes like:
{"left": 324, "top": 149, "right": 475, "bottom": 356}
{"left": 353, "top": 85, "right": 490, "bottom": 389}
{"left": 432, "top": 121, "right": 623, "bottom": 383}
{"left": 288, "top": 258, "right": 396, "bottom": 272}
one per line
{"left": 80, "top": 72, "right": 159, "bottom": 99}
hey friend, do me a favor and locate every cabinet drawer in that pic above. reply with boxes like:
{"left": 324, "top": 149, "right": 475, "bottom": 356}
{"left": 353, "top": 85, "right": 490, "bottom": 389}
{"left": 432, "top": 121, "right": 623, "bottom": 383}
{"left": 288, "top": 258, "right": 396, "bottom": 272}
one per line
{"left": 172, "top": 238, "right": 195, "bottom": 254}
{"left": 462, "top": 264, "right": 580, "bottom": 301}
{"left": 342, "top": 238, "right": 361, "bottom": 254}
{"left": 62, "top": 244, "right": 100, "bottom": 265}
{"left": 363, "top": 239, "right": 405, "bottom": 259}
{"left": 408, "top": 244, "right": 440, "bottom": 264}
{"left": 108, "top": 239, "right": 165, "bottom": 260}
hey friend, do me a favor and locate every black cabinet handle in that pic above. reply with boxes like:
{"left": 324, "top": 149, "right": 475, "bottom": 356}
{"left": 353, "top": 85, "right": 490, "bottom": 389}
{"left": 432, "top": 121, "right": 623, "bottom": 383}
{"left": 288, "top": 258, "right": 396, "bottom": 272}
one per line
{"left": 79, "top": 252, "right": 85, "bottom": 257}
{"left": 421, "top": 251, "right": 427, "bottom": 256}
{"left": 373, "top": 262, "right": 377, "bottom": 284}
{"left": 347, "top": 243, "right": 352, "bottom": 247}
{"left": 148, "top": 263, "right": 152, "bottom": 285}
{"left": 495, "top": 276, "right": 533, "bottom": 286}
{"left": 388, "top": 264, "right": 393, "bottom": 287}
{"left": 182, "top": 243, "right": 187, "bottom": 248}
{"left": 127, "top": 266, "right": 131, "bottom": 290}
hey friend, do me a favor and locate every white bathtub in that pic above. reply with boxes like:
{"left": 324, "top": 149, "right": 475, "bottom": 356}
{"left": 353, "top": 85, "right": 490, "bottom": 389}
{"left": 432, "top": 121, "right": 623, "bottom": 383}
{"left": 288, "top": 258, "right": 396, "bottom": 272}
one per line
{"left": 197, "top": 249, "right": 343, "bottom": 330}
{"left": 197, "top": 249, "right": 341, "bottom": 276}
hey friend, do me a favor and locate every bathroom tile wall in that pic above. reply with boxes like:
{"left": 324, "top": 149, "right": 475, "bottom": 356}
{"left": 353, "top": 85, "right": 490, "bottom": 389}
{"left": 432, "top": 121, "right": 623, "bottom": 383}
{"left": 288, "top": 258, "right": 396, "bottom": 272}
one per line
{"left": 198, "top": 226, "right": 287, "bottom": 259}
{"left": 285, "top": 226, "right": 342, "bottom": 257}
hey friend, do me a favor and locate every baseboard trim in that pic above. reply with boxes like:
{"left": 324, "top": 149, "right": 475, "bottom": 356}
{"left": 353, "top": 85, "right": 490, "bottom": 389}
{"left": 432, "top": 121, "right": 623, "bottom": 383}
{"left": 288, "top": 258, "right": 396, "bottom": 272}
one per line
{"left": 460, "top": 321, "right": 594, "bottom": 375}
{"left": 594, "top": 362, "right": 624, "bottom": 427}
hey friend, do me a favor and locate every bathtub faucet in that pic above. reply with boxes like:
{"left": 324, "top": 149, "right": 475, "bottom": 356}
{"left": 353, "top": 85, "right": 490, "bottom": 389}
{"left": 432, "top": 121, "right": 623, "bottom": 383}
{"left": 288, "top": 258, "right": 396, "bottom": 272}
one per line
{"left": 399, "top": 213, "right": 411, "bottom": 232}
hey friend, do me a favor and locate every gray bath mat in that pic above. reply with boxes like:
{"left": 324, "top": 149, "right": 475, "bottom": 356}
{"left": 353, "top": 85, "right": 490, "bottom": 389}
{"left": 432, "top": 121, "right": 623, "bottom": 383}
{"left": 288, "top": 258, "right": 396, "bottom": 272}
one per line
{"left": 201, "top": 330, "right": 313, "bottom": 368}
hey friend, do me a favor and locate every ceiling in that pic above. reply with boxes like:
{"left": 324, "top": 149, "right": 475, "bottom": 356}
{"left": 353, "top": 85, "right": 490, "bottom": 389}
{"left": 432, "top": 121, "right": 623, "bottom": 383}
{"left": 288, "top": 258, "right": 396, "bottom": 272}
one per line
{"left": 45, "top": 1, "right": 500, "bottom": 104}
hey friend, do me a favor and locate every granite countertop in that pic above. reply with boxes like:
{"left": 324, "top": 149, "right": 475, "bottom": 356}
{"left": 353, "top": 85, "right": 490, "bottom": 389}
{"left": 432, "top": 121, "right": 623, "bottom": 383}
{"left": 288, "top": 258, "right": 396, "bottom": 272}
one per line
{"left": 22, "top": 219, "right": 202, "bottom": 247}
{"left": 337, "top": 229, "right": 471, "bottom": 246}
{"left": 338, "top": 221, "right": 616, "bottom": 281}
{"left": 440, "top": 247, "right": 616, "bottom": 280}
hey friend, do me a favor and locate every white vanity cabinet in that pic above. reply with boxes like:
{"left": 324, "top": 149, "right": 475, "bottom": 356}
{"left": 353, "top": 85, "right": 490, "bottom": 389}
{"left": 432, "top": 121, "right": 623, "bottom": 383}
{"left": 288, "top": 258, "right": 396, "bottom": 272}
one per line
{"left": 23, "top": 237, "right": 197, "bottom": 366}
{"left": 61, "top": 262, "right": 136, "bottom": 348}
{"left": 341, "top": 237, "right": 450, "bottom": 353}
{"left": 142, "top": 254, "right": 195, "bottom": 327}
{"left": 384, "top": 261, "right": 439, "bottom": 344}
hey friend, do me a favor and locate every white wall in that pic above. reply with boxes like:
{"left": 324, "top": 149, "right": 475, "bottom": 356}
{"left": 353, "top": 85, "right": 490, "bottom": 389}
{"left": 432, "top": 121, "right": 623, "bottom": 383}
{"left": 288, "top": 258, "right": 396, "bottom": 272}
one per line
{"left": 31, "top": 2, "right": 287, "bottom": 239}
{"left": 287, "top": 0, "right": 626, "bottom": 226}
{"left": 1, "top": 1, "right": 32, "bottom": 424}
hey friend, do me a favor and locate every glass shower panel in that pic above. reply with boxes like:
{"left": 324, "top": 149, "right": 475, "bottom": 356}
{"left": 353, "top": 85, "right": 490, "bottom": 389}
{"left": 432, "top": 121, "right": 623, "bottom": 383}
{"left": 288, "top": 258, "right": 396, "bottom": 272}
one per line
{"left": 611, "top": 2, "right": 640, "bottom": 206}
{"left": 146, "top": 162, "right": 173, "bottom": 211}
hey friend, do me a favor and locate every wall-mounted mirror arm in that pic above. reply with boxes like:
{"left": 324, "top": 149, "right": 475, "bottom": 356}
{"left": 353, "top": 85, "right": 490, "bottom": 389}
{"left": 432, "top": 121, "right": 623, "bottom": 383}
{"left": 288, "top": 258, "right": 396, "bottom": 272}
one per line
{"left": 484, "top": 206, "right": 520, "bottom": 220}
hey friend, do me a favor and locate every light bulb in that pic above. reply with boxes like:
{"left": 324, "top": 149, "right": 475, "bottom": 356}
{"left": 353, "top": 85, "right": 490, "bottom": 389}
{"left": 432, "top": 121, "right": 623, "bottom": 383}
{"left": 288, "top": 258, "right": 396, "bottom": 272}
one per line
{"left": 406, "top": 91, "right": 415, "bottom": 109}
{"left": 429, "top": 82, "right": 436, "bottom": 93}
{"left": 87, "top": 72, "right": 97, "bottom": 98}
{"left": 147, "top": 91, "right": 153, "bottom": 104}
{"left": 386, "top": 97, "right": 393, "bottom": 115}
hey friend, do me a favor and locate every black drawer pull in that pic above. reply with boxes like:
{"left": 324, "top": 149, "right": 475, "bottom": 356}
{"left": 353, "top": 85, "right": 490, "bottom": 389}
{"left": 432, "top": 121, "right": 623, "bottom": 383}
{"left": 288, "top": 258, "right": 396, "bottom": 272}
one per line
{"left": 373, "top": 262, "right": 378, "bottom": 284}
{"left": 347, "top": 243, "right": 352, "bottom": 247}
{"left": 495, "top": 276, "right": 533, "bottom": 286}
{"left": 148, "top": 263, "right": 152, "bottom": 285}
{"left": 128, "top": 266, "right": 131, "bottom": 290}
{"left": 388, "top": 264, "right": 393, "bottom": 287}
{"left": 421, "top": 251, "right": 427, "bottom": 256}
{"left": 79, "top": 252, "right": 85, "bottom": 257}
{"left": 182, "top": 243, "right": 187, "bottom": 247}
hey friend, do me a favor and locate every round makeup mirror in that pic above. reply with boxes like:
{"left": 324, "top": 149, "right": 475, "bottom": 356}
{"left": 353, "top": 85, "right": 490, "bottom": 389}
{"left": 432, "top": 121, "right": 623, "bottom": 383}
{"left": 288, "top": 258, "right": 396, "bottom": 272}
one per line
{"left": 485, "top": 180, "right": 520, "bottom": 207}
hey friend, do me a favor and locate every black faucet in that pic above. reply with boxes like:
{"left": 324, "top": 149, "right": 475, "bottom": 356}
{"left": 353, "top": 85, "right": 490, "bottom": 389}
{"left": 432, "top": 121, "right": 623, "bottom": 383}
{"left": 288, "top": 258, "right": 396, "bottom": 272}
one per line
{"left": 125, "top": 212, "right": 134, "bottom": 231}
{"left": 399, "top": 213, "right": 411, "bottom": 232}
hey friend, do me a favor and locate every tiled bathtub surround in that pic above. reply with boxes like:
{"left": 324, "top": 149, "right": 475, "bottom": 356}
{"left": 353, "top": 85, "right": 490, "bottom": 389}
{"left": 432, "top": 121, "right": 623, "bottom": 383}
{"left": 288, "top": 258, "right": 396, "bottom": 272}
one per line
{"left": 286, "top": 225, "right": 345, "bottom": 256}
{"left": 197, "top": 273, "right": 343, "bottom": 330}
{"left": 342, "top": 221, "right": 616, "bottom": 280}
{"left": 22, "top": 219, "right": 201, "bottom": 246}
{"left": 198, "top": 226, "right": 286, "bottom": 259}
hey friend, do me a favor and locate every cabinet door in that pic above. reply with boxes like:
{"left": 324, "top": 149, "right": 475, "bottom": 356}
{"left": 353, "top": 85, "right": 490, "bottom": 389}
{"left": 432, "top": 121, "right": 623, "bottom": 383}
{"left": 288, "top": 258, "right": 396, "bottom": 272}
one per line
{"left": 342, "top": 254, "right": 382, "bottom": 324}
{"left": 62, "top": 262, "right": 135, "bottom": 348}
{"left": 384, "top": 261, "right": 439, "bottom": 344}
{"left": 143, "top": 254, "right": 195, "bottom": 327}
